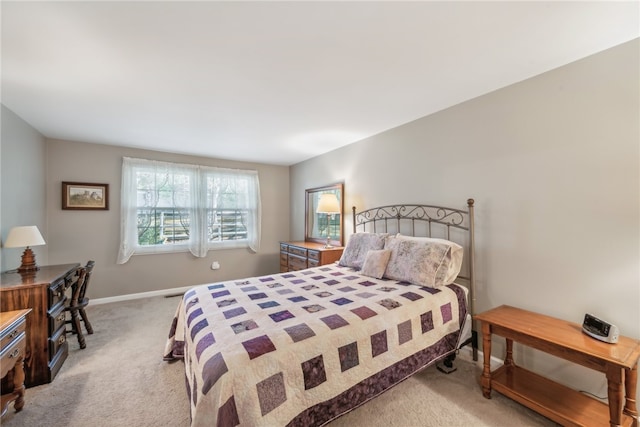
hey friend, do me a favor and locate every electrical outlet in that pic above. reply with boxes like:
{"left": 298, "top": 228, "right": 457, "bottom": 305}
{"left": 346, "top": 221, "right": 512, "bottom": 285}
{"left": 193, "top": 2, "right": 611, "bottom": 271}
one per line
{"left": 211, "top": 261, "right": 220, "bottom": 270}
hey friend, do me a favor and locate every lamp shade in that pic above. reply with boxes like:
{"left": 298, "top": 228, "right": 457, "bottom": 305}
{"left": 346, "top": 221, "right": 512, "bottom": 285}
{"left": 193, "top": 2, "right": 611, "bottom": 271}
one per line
{"left": 4, "top": 226, "right": 46, "bottom": 248}
{"left": 316, "top": 194, "right": 340, "bottom": 214}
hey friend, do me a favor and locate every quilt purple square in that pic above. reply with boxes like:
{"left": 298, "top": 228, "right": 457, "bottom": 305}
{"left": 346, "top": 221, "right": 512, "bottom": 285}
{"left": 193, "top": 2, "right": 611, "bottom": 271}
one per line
{"left": 331, "top": 297, "right": 353, "bottom": 306}
{"left": 288, "top": 296, "right": 308, "bottom": 303}
{"left": 400, "top": 291, "right": 423, "bottom": 301}
{"left": 284, "top": 323, "right": 316, "bottom": 342}
{"left": 223, "top": 307, "right": 247, "bottom": 319}
{"left": 356, "top": 292, "right": 376, "bottom": 299}
{"left": 269, "top": 310, "right": 295, "bottom": 322}
{"left": 242, "top": 335, "right": 277, "bottom": 360}
{"left": 241, "top": 286, "right": 259, "bottom": 292}
{"left": 216, "top": 298, "right": 237, "bottom": 308}
{"left": 320, "top": 314, "right": 349, "bottom": 330}
{"left": 185, "top": 297, "right": 199, "bottom": 311}
{"left": 351, "top": 306, "right": 377, "bottom": 320}
{"left": 420, "top": 286, "right": 441, "bottom": 295}
{"left": 218, "top": 396, "right": 239, "bottom": 426}
{"left": 358, "top": 280, "right": 377, "bottom": 287}
{"left": 371, "top": 330, "right": 388, "bottom": 357}
{"left": 291, "top": 279, "right": 305, "bottom": 284}
{"left": 324, "top": 279, "right": 340, "bottom": 286}
{"left": 190, "top": 318, "right": 209, "bottom": 341}
{"left": 421, "top": 311, "right": 434, "bottom": 333}
{"left": 338, "top": 286, "right": 356, "bottom": 293}
{"left": 201, "top": 352, "right": 228, "bottom": 395}
{"left": 187, "top": 307, "right": 204, "bottom": 327}
{"left": 211, "top": 290, "right": 231, "bottom": 298}
{"left": 441, "top": 302, "right": 453, "bottom": 323}
{"left": 259, "top": 276, "right": 275, "bottom": 282}
{"left": 207, "top": 284, "right": 225, "bottom": 290}
{"left": 338, "top": 342, "right": 359, "bottom": 372}
{"left": 302, "top": 304, "right": 326, "bottom": 313}
{"left": 277, "top": 289, "right": 294, "bottom": 295}
{"left": 302, "top": 355, "right": 327, "bottom": 390}
{"left": 248, "top": 292, "right": 268, "bottom": 300}
{"left": 195, "top": 332, "right": 216, "bottom": 361}
{"left": 257, "top": 372, "right": 287, "bottom": 415}
{"left": 398, "top": 320, "right": 413, "bottom": 345}
{"left": 184, "top": 289, "right": 197, "bottom": 299}
{"left": 231, "top": 319, "right": 258, "bottom": 334}
{"left": 258, "top": 301, "right": 280, "bottom": 309}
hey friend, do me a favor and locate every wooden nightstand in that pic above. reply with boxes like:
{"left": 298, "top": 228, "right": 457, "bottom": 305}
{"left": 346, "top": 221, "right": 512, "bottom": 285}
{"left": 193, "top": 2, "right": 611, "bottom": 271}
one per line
{"left": 279, "top": 241, "right": 344, "bottom": 272}
{"left": 1, "top": 309, "right": 32, "bottom": 417}
{"left": 476, "top": 305, "right": 640, "bottom": 427}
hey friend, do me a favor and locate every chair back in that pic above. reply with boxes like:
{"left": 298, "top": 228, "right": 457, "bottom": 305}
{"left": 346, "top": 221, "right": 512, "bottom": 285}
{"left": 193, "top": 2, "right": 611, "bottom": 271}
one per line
{"left": 71, "top": 261, "right": 95, "bottom": 307}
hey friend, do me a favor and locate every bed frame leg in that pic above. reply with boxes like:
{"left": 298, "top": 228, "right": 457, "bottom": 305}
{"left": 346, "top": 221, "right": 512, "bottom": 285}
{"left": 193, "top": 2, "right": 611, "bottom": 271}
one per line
{"left": 437, "top": 353, "right": 457, "bottom": 374}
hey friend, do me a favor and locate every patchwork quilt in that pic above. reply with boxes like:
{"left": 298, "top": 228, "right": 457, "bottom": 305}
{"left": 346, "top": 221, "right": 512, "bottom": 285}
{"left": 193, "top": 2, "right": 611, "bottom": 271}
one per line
{"left": 164, "top": 263, "right": 468, "bottom": 427}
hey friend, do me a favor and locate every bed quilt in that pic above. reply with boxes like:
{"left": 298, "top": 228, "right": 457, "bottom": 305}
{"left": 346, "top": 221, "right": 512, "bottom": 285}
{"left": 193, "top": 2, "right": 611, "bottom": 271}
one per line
{"left": 164, "top": 263, "right": 467, "bottom": 427}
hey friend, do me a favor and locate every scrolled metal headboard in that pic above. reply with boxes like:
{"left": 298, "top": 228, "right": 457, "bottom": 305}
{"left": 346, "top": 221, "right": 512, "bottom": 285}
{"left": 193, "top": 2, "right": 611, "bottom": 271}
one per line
{"left": 352, "top": 199, "right": 477, "bottom": 360}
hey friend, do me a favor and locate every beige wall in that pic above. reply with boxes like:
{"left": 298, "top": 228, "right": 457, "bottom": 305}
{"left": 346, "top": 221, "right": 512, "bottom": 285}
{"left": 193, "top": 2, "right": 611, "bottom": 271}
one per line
{"left": 1, "top": 105, "right": 49, "bottom": 271}
{"left": 44, "top": 139, "right": 290, "bottom": 299}
{"left": 291, "top": 39, "right": 640, "bottom": 398}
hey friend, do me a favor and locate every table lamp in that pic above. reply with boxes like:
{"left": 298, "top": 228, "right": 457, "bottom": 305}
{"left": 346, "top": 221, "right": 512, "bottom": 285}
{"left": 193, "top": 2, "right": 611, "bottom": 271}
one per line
{"left": 316, "top": 193, "right": 341, "bottom": 248}
{"left": 4, "top": 225, "right": 46, "bottom": 272}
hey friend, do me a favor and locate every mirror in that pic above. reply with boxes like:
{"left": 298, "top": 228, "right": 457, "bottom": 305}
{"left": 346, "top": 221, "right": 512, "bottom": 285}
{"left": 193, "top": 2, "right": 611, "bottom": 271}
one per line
{"left": 305, "top": 183, "right": 343, "bottom": 247}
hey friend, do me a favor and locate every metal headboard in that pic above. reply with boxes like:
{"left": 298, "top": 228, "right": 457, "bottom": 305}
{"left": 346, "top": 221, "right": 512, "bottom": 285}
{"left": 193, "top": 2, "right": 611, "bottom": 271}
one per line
{"left": 352, "top": 199, "right": 477, "bottom": 360}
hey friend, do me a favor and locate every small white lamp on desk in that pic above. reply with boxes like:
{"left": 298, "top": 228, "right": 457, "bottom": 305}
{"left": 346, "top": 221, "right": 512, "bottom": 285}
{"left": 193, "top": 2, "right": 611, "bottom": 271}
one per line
{"left": 316, "top": 193, "right": 341, "bottom": 248}
{"left": 4, "top": 225, "right": 46, "bottom": 273}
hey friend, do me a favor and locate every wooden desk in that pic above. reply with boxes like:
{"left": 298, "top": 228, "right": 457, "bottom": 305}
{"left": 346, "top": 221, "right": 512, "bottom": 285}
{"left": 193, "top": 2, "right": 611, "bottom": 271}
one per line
{"left": 0, "top": 264, "right": 79, "bottom": 387}
{"left": 476, "top": 305, "right": 640, "bottom": 427}
{"left": 1, "top": 309, "right": 32, "bottom": 417}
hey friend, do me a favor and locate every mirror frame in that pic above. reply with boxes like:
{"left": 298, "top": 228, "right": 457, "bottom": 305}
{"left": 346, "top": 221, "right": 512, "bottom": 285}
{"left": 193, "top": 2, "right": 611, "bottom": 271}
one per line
{"left": 305, "top": 183, "right": 344, "bottom": 247}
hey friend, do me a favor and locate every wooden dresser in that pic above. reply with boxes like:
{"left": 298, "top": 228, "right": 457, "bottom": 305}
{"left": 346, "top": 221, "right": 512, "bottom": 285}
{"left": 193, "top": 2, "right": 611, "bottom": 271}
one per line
{"left": 279, "top": 241, "right": 344, "bottom": 273}
{"left": 0, "top": 264, "right": 79, "bottom": 387}
{"left": 1, "top": 309, "right": 31, "bottom": 417}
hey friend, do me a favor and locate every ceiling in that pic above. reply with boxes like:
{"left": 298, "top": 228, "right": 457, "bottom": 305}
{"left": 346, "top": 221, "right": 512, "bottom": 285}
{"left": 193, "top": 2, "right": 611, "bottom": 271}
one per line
{"left": 2, "top": 1, "right": 638, "bottom": 166}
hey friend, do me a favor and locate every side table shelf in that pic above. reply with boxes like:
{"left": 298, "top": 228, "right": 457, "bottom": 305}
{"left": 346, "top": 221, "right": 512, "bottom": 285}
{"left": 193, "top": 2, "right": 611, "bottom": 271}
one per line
{"left": 476, "top": 305, "right": 640, "bottom": 427}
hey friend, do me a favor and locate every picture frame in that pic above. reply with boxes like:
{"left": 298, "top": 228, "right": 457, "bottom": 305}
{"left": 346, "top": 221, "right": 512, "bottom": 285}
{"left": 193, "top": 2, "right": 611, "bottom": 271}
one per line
{"left": 62, "top": 181, "right": 109, "bottom": 210}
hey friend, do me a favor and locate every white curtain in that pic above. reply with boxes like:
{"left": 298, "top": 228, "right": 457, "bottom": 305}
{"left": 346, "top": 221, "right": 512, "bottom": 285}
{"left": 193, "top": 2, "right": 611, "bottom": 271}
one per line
{"left": 117, "top": 157, "right": 261, "bottom": 264}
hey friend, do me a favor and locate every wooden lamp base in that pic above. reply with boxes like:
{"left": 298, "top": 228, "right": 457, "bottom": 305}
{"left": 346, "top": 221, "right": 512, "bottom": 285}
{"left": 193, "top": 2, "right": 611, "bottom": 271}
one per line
{"left": 16, "top": 247, "right": 39, "bottom": 273}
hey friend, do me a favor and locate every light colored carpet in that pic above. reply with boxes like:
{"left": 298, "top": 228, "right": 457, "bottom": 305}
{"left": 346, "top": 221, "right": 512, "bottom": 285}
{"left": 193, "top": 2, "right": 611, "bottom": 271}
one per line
{"left": 1, "top": 296, "right": 557, "bottom": 427}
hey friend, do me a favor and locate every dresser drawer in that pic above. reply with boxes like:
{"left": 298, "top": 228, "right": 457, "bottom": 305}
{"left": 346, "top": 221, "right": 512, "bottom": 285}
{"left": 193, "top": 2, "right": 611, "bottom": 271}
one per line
{"left": 288, "top": 254, "right": 307, "bottom": 271}
{"left": 49, "top": 304, "right": 67, "bottom": 336}
{"left": 280, "top": 243, "right": 289, "bottom": 252}
{"left": 1, "top": 332, "right": 26, "bottom": 378}
{"left": 288, "top": 246, "right": 307, "bottom": 258}
{"left": 49, "top": 325, "right": 67, "bottom": 360}
{"left": 0, "top": 316, "right": 26, "bottom": 351}
{"left": 308, "top": 259, "right": 319, "bottom": 268}
{"left": 280, "top": 252, "right": 288, "bottom": 266}
{"left": 308, "top": 250, "right": 320, "bottom": 261}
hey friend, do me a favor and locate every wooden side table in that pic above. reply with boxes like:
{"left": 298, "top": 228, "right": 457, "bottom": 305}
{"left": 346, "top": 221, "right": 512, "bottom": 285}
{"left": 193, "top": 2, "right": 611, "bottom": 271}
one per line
{"left": 1, "top": 309, "right": 32, "bottom": 417}
{"left": 476, "top": 305, "right": 640, "bottom": 427}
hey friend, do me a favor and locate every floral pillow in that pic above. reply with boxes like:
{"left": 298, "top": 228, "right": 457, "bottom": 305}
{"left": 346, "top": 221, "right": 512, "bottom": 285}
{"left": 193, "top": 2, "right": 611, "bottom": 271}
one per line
{"left": 360, "top": 249, "right": 392, "bottom": 279}
{"left": 383, "top": 234, "right": 463, "bottom": 288}
{"left": 339, "top": 233, "right": 388, "bottom": 269}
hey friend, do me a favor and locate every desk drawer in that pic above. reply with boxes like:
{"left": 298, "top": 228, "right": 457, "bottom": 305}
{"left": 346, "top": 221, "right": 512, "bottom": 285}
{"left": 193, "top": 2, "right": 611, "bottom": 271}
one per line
{"left": 288, "top": 246, "right": 307, "bottom": 258}
{"left": 48, "top": 326, "right": 67, "bottom": 361}
{"left": 49, "top": 304, "right": 66, "bottom": 336}
{"left": 48, "top": 341, "right": 68, "bottom": 381}
{"left": 0, "top": 332, "right": 26, "bottom": 378}
{"left": 288, "top": 254, "right": 307, "bottom": 271}
{"left": 280, "top": 252, "right": 288, "bottom": 266}
{"left": 48, "top": 279, "right": 67, "bottom": 309}
{"left": 0, "top": 317, "right": 26, "bottom": 351}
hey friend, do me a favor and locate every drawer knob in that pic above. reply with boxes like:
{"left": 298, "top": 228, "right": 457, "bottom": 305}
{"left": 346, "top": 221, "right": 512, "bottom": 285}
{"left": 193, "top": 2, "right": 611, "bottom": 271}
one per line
{"left": 7, "top": 329, "right": 19, "bottom": 339}
{"left": 58, "top": 335, "right": 66, "bottom": 345}
{"left": 9, "top": 348, "right": 20, "bottom": 359}
{"left": 57, "top": 314, "right": 65, "bottom": 323}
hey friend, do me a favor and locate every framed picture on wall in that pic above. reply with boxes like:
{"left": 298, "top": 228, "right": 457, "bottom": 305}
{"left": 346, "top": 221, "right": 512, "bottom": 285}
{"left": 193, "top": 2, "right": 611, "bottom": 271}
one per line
{"left": 62, "top": 181, "right": 109, "bottom": 210}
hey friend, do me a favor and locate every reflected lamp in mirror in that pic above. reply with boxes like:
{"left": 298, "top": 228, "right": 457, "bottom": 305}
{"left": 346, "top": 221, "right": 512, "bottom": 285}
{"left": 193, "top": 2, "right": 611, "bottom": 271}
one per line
{"left": 316, "top": 193, "right": 341, "bottom": 248}
{"left": 4, "top": 225, "right": 46, "bottom": 273}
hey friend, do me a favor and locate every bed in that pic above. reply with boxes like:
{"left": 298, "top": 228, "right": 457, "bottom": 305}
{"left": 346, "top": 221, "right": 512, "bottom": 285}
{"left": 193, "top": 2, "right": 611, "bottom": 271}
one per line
{"left": 164, "top": 199, "right": 477, "bottom": 426}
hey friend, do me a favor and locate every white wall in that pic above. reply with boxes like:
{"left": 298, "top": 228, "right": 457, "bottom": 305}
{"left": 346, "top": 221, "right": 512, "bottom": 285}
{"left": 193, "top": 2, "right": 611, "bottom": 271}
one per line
{"left": 44, "top": 139, "right": 290, "bottom": 299}
{"left": 291, "top": 39, "right": 639, "bottom": 400}
{"left": 1, "top": 105, "right": 49, "bottom": 271}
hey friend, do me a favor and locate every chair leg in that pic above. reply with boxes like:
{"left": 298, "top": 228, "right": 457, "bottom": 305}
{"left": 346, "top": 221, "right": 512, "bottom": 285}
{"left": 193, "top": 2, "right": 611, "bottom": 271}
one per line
{"left": 70, "top": 310, "right": 86, "bottom": 349}
{"left": 79, "top": 308, "right": 94, "bottom": 334}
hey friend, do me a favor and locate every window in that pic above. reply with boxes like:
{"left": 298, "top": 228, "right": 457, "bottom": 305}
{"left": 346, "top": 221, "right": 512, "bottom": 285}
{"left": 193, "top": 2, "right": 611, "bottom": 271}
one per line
{"left": 117, "top": 157, "right": 261, "bottom": 263}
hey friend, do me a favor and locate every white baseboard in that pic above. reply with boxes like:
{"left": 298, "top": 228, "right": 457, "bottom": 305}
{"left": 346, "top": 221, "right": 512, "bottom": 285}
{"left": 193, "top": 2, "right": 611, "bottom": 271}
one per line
{"left": 457, "top": 345, "right": 504, "bottom": 370}
{"left": 91, "top": 285, "right": 193, "bottom": 305}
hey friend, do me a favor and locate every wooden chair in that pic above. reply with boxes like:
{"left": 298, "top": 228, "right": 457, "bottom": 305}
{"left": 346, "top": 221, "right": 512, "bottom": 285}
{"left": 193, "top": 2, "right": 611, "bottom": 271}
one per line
{"left": 65, "top": 261, "right": 95, "bottom": 349}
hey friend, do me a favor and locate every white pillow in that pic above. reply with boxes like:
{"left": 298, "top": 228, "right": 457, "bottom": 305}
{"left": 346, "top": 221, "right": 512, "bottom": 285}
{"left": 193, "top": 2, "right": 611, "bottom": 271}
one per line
{"left": 360, "top": 249, "right": 392, "bottom": 279}
{"left": 338, "top": 233, "right": 388, "bottom": 269}
{"left": 383, "top": 234, "right": 463, "bottom": 288}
